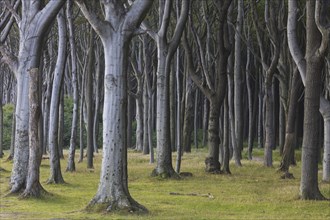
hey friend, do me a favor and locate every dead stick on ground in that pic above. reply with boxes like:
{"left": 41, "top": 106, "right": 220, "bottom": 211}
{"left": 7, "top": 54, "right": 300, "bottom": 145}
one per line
{"left": 169, "top": 192, "right": 214, "bottom": 199}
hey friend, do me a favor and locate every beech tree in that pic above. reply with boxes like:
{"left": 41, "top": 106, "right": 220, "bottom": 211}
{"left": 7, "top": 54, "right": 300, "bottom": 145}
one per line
{"left": 0, "top": 0, "right": 65, "bottom": 194}
{"left": 75, "top": 0, "right": 153, "bottom": 212}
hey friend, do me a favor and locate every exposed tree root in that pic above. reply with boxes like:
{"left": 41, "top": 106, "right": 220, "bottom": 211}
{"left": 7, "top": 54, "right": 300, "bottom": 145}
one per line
{"left": 280, "top": 172, "right": 295, "bottom": 179}
{"left": 86, "top": 196, "right": 148, "bottom": 214}
{"left": 20, "top": 183, "right": 49, "bottom": 199}
{"left": 151, "top": 168, "right": 181, "bottom": 179}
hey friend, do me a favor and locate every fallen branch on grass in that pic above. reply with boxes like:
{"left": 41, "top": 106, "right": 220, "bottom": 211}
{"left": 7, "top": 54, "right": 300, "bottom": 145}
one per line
{"left": 169, "top": 192, "right": 214, "bottom": 199}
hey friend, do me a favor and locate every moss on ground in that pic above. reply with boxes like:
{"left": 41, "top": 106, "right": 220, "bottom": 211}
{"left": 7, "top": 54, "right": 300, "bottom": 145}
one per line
{"left": 0, "top": 148, "right": 329, "bottom": 219}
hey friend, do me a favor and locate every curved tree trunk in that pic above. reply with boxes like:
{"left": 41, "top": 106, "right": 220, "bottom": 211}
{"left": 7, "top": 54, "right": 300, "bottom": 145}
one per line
{"left": 300, "top": 0, "right": 326, "bottom": 200}
{"left": 47, "top": 9, "right": 66, "bottom": 184}
{"left": 86, "top": 27, "right": 95, "bottom": 169}
{"left": 279, "top": 69, "right": 301, "bottom": 174}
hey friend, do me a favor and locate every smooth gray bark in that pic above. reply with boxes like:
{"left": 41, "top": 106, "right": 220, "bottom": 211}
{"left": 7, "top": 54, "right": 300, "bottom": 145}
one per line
{"left": 66, "top": 0, "right": 78, "bottom": 172}
{"left": 76, "top": 0, "right": 153, "bottom": 212}
{"left": 47, "top": 9, "right": 66, "bottom": 184}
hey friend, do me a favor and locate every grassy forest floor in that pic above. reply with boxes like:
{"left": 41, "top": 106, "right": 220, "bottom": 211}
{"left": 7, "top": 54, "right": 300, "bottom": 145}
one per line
{"left": 0, "top": 148, "right": 329, "bottom": 219}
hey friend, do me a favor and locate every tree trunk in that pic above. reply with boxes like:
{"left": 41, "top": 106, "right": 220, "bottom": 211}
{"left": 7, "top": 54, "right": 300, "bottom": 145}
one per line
{"left": 182, "top": 75, "right": 194, "bottom": 153}
{"left": 88, "top": 35, "right": 146, "bottom": 212}
{"left": 222, "top": 95, "right": 231, "bottom": 174}
{"left": 21, "top": 68, "right": 47, "bottom": 198}
{"left": 152, "top": 45, "right": 177, "bottom": 178}
{"left": 7, "top": 106, "right": 15, "bottom": 160}
{"left": 279, "top": 69, "right": 301, "bottom": 174}
{"left": 264, "top": 85, "right": 275, "bottom": 167}
{"left": 143, "top": 80, "right": 149, "bottom": 155}
{"left": 258, "top": 75, "right": 264, "bottom": 149}
{"left": 234, "top": 0, "right": 244, "bottom": 155}
{"left": 47, "top": 9, "right": 66, "bottom": 184}
{"left": 193, "top": 90, "right": 199, "bottom": 149}
{"left": 170, "top": 63, "right": 176, "bottom": 152}
{"left": 66, "top": 0, "right": 78, "bottom": 172}
{"left": 300, "top": 0, "right": 326, "bottom": 200}
{"left": 205, "top": 101, "right": 221, "bottom": 172}
{"left": 202, "top": 97, "right": 209, "bottom": 147}
{"left": 86, "top": 28, "right": 95, "bottom": 169}
{"left": 58, "top": 88, "right": 64, "bottom": 159}
{"left": 0, "top": 73, "right": 3, "bottom": 158}
{"left": 321, "top": 104, "right": 330, "bottom": 182}
{"left": 135, "top": 96, "right": 144, "bottom": 152}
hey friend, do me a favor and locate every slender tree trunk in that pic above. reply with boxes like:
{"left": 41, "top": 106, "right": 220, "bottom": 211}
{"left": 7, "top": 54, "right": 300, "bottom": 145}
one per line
{"left": 170, "top": 63, "right": 176, "bottom": 152}
{"left": 47, "top": 9, "right": 66, "bottom": 184}
{"left": 279, "top": 69, "right": 301, "bottom": 174}
{"left": 58, "top": 88, "right": 64, "bottom": 159}
{"left": 7, "top": 106, "right": 15, "bottom": 160}
{"left": 321, "top": 104, "right": 330, "bottom": 182}
{"left": 183, "top": 75, "right": 194, "bottom": 153}
{"left": 135, "top": 96, "right": 144, "bottom": 152}
{"left": 66, "top": 0, "right": 78, "bottom": 172}
{"left": 143, "top": 80, "right": 149, "bottom": 155}
{"left": 234, "top": 0, "right": 244, "bottom": 155}
{"left": 0, "top": 73, "right": 3, "bottom": 158}
{"left": 202, "top": 97, "right": 209, "bottom": 147}
{"left": 93, "top": 51, "right": 103, "bottom": 154}
{"left": 193, "top": 90, "right": 199, "bottom": 149}
{"left": 258, "top": 75, "right": 264, "bottom": 148}
{"left": 86, "top": 28, "right": 95, "bottom": 169}
{"left": 264, "top": 85, "right": 275, "bottom": 167}
{"left": 222, "top": 95, "right": 230, "bottom": 174}
{"left": 175, "top": 49, "right": 182, "bottom": 173}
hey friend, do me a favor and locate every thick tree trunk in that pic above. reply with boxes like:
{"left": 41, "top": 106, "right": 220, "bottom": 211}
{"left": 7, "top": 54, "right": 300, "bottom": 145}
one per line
{"left": 152, "top": 46, "right": 177, "bottom": 178}
{"left": 47, "top": 10, "right": 66, "bottom": 184}
{"left": 88, "top": 36, "right": 147, "bottom": 212}
{"left": 205, "top": 101, "right": 221, "bottom": 172}
{"left": 21, "top": 68, "right": 46, "bottom": 198}
{"left": 300, "top": 0, "right": 325, "bottom": 200}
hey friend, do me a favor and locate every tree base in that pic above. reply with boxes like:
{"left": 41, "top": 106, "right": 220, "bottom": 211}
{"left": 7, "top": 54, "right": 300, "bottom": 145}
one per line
{"left": 86, "top": 196, "right": 148, "bottom": 214}
{"left": 46, "top": 177, "right": 65, "bottom": 184}
{"left": 300, "top": 190, "right": 327, "bottom": 200}
{"left": 280, "top": 172, "right": 295, "bottom": 179}
{"left": 151, "top": 169, "right": 180, "bottom": 179}
{"left": 20, "top": 183, "right": 49, "bottom": 199}
{"left": 205, "top": 157, "right": 221, "bottom": 173}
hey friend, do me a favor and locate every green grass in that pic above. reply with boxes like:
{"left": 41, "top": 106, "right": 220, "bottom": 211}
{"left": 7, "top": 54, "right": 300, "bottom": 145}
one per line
{"left": 0, "top": 148, "right": 329, "bottom": 219}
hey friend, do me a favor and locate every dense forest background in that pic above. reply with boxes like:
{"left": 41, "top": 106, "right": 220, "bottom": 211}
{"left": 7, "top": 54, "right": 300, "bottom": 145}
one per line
{"left": 0, "top": 0, "right": 329, "bottom": 215}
